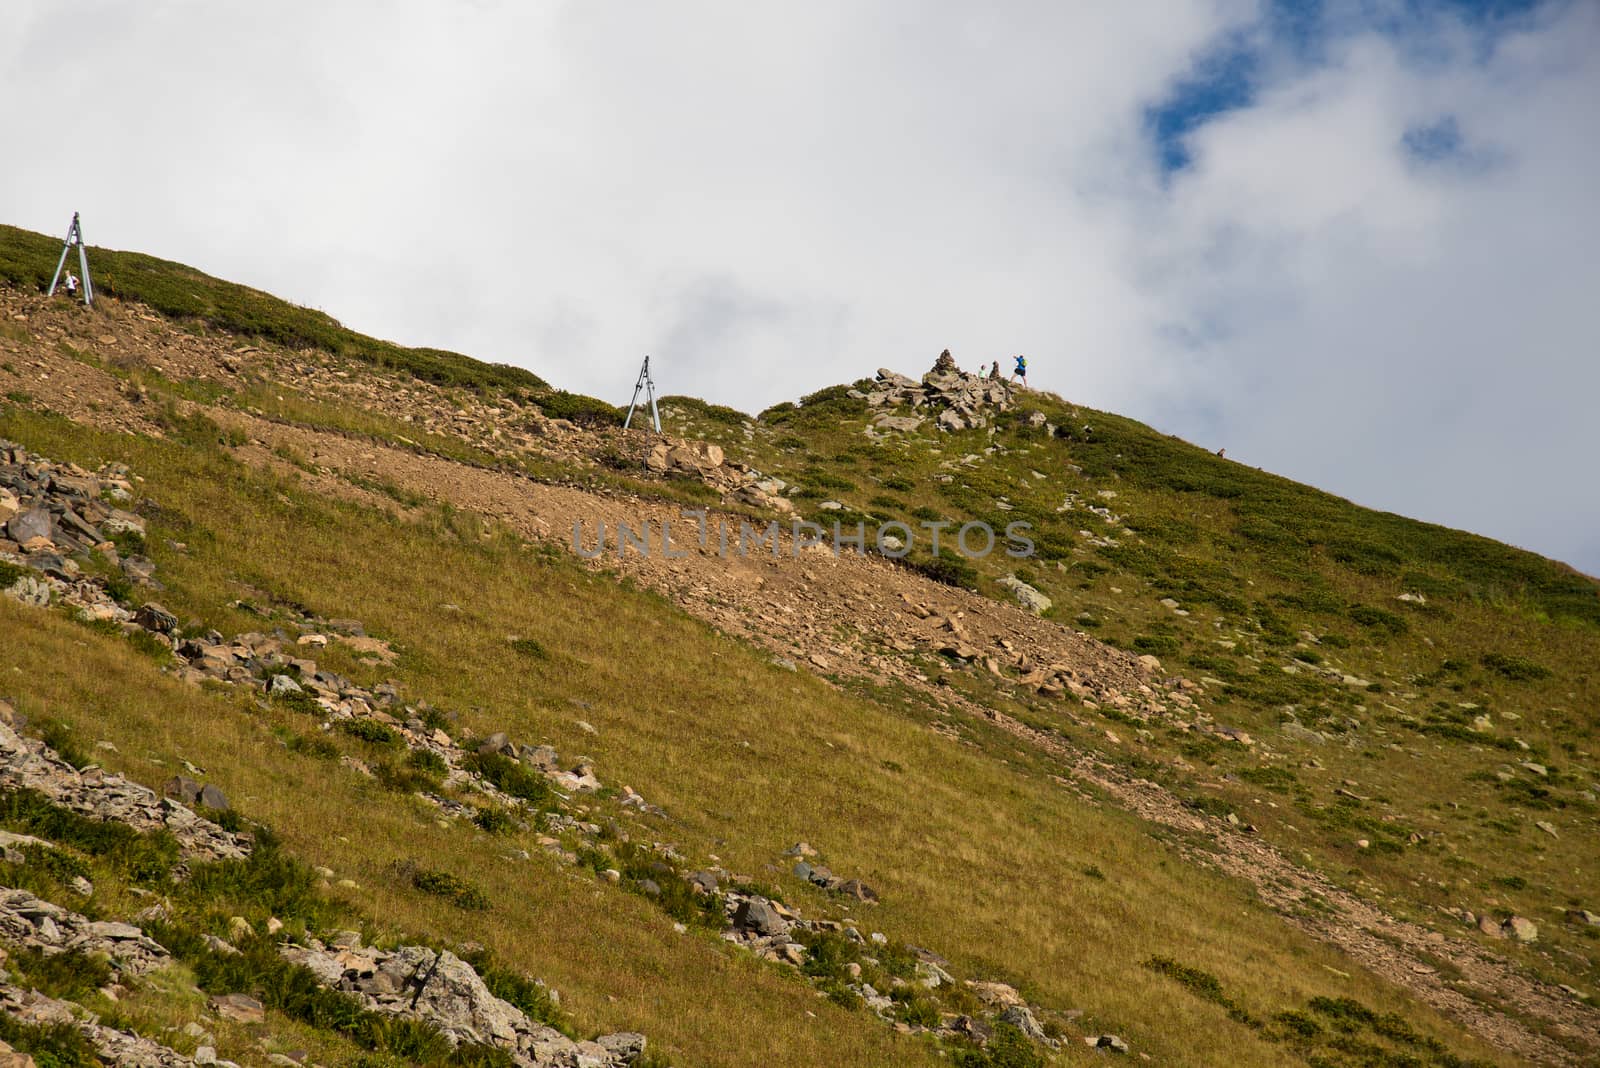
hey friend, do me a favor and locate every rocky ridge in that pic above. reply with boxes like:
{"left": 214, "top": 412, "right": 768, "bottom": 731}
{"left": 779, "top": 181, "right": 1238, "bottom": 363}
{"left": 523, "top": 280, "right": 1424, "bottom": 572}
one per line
{"left": 864, "top": 351, "right": 1019, "bottom": 433}
{"left": 0, "top": 721, "right": 250, "bottom": 864}
{"left": 282, "top": 937, "right": 645, "bottom": 1068}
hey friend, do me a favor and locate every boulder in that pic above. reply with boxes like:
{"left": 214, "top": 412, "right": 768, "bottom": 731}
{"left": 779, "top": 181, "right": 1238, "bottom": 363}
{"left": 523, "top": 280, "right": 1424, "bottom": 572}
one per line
{"left": 477, "top": 732, "right": 513, "bottom": 757}
{"left": 5, "top": 508, "right": 51, "bottom": 545}
{"left": 134, "top": 601, "right": 179, "bottom": 634}
{"left": 1504, "top": 915, "right": 1538, "bottom": 942}
{"left": 1000, "top": 1004, "right": 1052, "bottom": 1046}
{"left": 732, "top": 897, "right": 789, "bottom": 938}
{"left": 873, "top": 415, "right": 924, "bottom": 432}
{"left": 199, "top": 783, "right": 230, "bottom": 811}
{"left": 266, "top": 673, "right": 303, "bottom": 696}
{"left": 836, "top": 878, "right": 880, "bottom": 903}
{"left": 997, "top": 575, "right": 1051, "bottom": 615}
{"left": 164, "top": 776, "right": 203, "bottom": 805}
{"left": 210, "top": 992, "right": 265, "bottom": 1024}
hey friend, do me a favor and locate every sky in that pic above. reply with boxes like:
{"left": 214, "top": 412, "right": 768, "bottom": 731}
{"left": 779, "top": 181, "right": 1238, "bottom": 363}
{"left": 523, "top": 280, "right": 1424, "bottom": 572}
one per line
{"left": 2, "top": 0, "right": 1596, "bottom": 574}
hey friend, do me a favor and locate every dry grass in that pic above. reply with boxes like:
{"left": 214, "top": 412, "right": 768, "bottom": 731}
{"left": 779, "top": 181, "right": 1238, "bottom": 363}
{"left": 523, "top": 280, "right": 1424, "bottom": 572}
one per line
{"left": 0, "top": 408, "right": 1520, "bottom": 1066}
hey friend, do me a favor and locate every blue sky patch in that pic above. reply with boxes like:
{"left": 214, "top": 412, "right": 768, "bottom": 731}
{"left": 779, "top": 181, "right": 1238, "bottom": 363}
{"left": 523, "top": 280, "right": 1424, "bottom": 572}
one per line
{"left": 1402, "top": 115, "right": 1464, "bottom": 160}
{"left": 1144, "top": 0, "right": 1550, "bottom": 176}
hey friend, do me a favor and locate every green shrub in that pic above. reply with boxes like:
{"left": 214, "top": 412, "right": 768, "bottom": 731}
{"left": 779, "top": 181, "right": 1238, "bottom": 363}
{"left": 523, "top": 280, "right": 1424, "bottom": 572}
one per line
{"left": 462, "top": 948, "right": 574, "bottom": 1036}
{"left": 952, "top": 1022, "right": 1045, "bottom": 1068}
{"left": 509, "top": 636, "right": 547, "bottom": 660}
{"left": 0, "top": 559, "right": 28, "bottom": 588}
{"left": 1347, "top": 604, "right": 1408, "bottom": 635}
{"left": 407, "top": 748, "right": 447, "bottom": 775}
{"left": 466, "top": 752, "right": 557, "bottom": 810}
{"left": 1481, "top": 652, "right": 1551, "bottom": 682}
{"left": 410, "top": 867, "right": 491, "bottom": 911}
{"left": 0, "top": 1013, "right": 99, "bottom": 1068}
{"left": 660, "top": 395, "right": 748, "bottom": 427}
{"left": 287, "top": 731, "right": 340, "bottom": 759}
{"left": 904, "top": 549, "right": 978, "bottom": 591}
{"left": 7, "top": 945, "right": 114, "bottom": 1000}
{"left": 526, "top": 390, "right": 621, "bottom": 427}
{"left": 33, "top": 717, "right": 92, "bottom": 770}
{"left": 0, "top": 788, "right": 178, "bottom": 884}
{"left": 374, "top": 757, "right": 441, "bottom": 795}
{"left": 803, "top": 471, "right": 857, "bottom": 493}
{"left": 183, "top": 837, "right": 331, "bottom": 926}
{"left": 473, "top": 807, "right": 518, "bottom": 834}
{"left": 339, "top": 719, "right": 401, "bottom": 746}
{"left": 883, "top": 475, "right": 915, "bottom": 492}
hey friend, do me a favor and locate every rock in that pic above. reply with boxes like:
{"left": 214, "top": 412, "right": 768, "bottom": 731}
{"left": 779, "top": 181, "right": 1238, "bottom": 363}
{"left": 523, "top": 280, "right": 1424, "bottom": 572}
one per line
{"left": 134, "top": 601, "right": 178, "bottom": 634}
{"left": 265, "top": 674, "right": 303, "bottom": 696}
{"left": 1000, "top": 1004, "right": 1052, "bottom": 1046}
{"left": 873, "top": 415, "right": 923, "bottom": 432}
{"left": 731, "top": 897, "right": 789, "bottom": 938}
{"left": 1535, "top": 820, "right": 1558, "bottom": 838}
{"left": 0, "top": 1042, "right": 37, "bottom": 1067}
{"left": 4, "top": 508, "right": 51, "bottom": 545}
{"left": 836, "top": 878, "right": 880, "bottom": 903}
{"left": 278, "top": 941, "right": 642, "bottom": 1064}
{"left": 1281, "top": 722, "right": 1326, "bottom": 745}
{"left": 163, "top": 776, "right": 203, "bottom": 805}
{"left": 996, "top": 575, "right": 1051, "bottom": 615}
{"left": 1504, "top": 916, "right": 1538, "bottom": 943}
{"left": 596, "top": 1032, "right": 647, "bottom": 1062}
{"left": 784, "top": 841, "right": 818, "bottom": 858}
{"left": 1089, "top": 1034, "right": 1130, "bottom": 1053}
{"left": 0, "top": 722, "right": 248, "bottom": 862}
{"left": 477, "top": 732, "right": 512, "bottom": 756}
{"left": 1135, "top": 654, "right": 1162, "bottom": 674}
{"left": 199, "top": 783, "right": 230, "bottom": 811}
{"left": 1566, "top": 909, "right": 1600, "bottom": 926}
{"left": 210, "top": 992, "right": 265, "bottom": 1024}
{"left": 1520, "top": 762, "right": 1548, "bottom": 777}
{"left": 520, "top": 744, "right": 559, "bottom": 770}
{"left": 967, "top": 980, "right": 1025, "bottom": 1008}
{"left": 120, "top": 555, "right": 157, "bottom": 584}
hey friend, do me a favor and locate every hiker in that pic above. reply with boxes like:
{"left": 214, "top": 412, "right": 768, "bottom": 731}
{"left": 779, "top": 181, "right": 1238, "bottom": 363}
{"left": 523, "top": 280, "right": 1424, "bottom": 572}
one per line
{"left": 1011, "top": 354, "right": 1028, "bottom": 387}
{"left": 988, "top": 360, "right": 1000, "bottom": 379}
{"left": 63, "top": 271, "right": 79, "bottom": 298}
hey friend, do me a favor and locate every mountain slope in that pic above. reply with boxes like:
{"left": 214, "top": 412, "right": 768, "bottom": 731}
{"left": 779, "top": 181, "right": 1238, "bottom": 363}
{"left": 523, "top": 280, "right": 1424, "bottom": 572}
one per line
{"left": 1, "top": 226, "right": 1597, "bottom": 1067}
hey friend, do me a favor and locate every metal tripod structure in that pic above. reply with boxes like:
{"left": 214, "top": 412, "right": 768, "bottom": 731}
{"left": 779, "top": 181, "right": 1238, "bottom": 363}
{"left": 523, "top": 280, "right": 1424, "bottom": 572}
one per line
{"left": 47, "top": 212, "right": 94, "bottom": 306}
{"left": 624, "top": 355, "right": 661, "bottom": 433}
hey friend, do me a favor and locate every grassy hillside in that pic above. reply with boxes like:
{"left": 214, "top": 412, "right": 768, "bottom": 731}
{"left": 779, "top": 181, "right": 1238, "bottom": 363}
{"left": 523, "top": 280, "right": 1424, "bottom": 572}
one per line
{"left": 0, "top": 224, "right": 620, "bottom": 425}
{"left": 661, "top": 379, "right": 1600, "bottom": 1027}
{"left": 2, "top": 231, "right": 1597, "bottom": 1065}
{"left": 2, "top": 404, "right": 1524, "bottom": 1067}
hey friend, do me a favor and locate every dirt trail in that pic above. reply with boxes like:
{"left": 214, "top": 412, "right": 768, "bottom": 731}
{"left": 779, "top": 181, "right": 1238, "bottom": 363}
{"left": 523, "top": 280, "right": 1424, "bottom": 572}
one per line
{"left": 4, "top": 289, "right": 1595, "bottom": 1065}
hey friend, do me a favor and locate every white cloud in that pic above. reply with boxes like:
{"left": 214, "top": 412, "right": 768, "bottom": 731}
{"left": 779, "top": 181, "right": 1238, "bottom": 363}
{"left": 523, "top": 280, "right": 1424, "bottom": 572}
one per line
{"left": 1, "top": 1, "right": 1595, "bottom": 571}
{"left": 1136, "top": 1, "right": 1600, "bottom": 570}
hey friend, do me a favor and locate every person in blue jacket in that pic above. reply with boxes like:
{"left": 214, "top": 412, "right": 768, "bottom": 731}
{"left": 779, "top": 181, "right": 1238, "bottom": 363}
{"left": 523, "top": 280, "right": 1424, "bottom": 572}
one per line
{"left": 1011, "top": 354, "right": 1028, "bottom": 387}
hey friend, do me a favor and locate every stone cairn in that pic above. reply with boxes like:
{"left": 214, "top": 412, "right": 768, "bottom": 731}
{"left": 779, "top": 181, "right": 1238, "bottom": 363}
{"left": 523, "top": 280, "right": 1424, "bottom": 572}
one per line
{"left": 863, "top": 350, "right": 1017, "bottom": 433}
